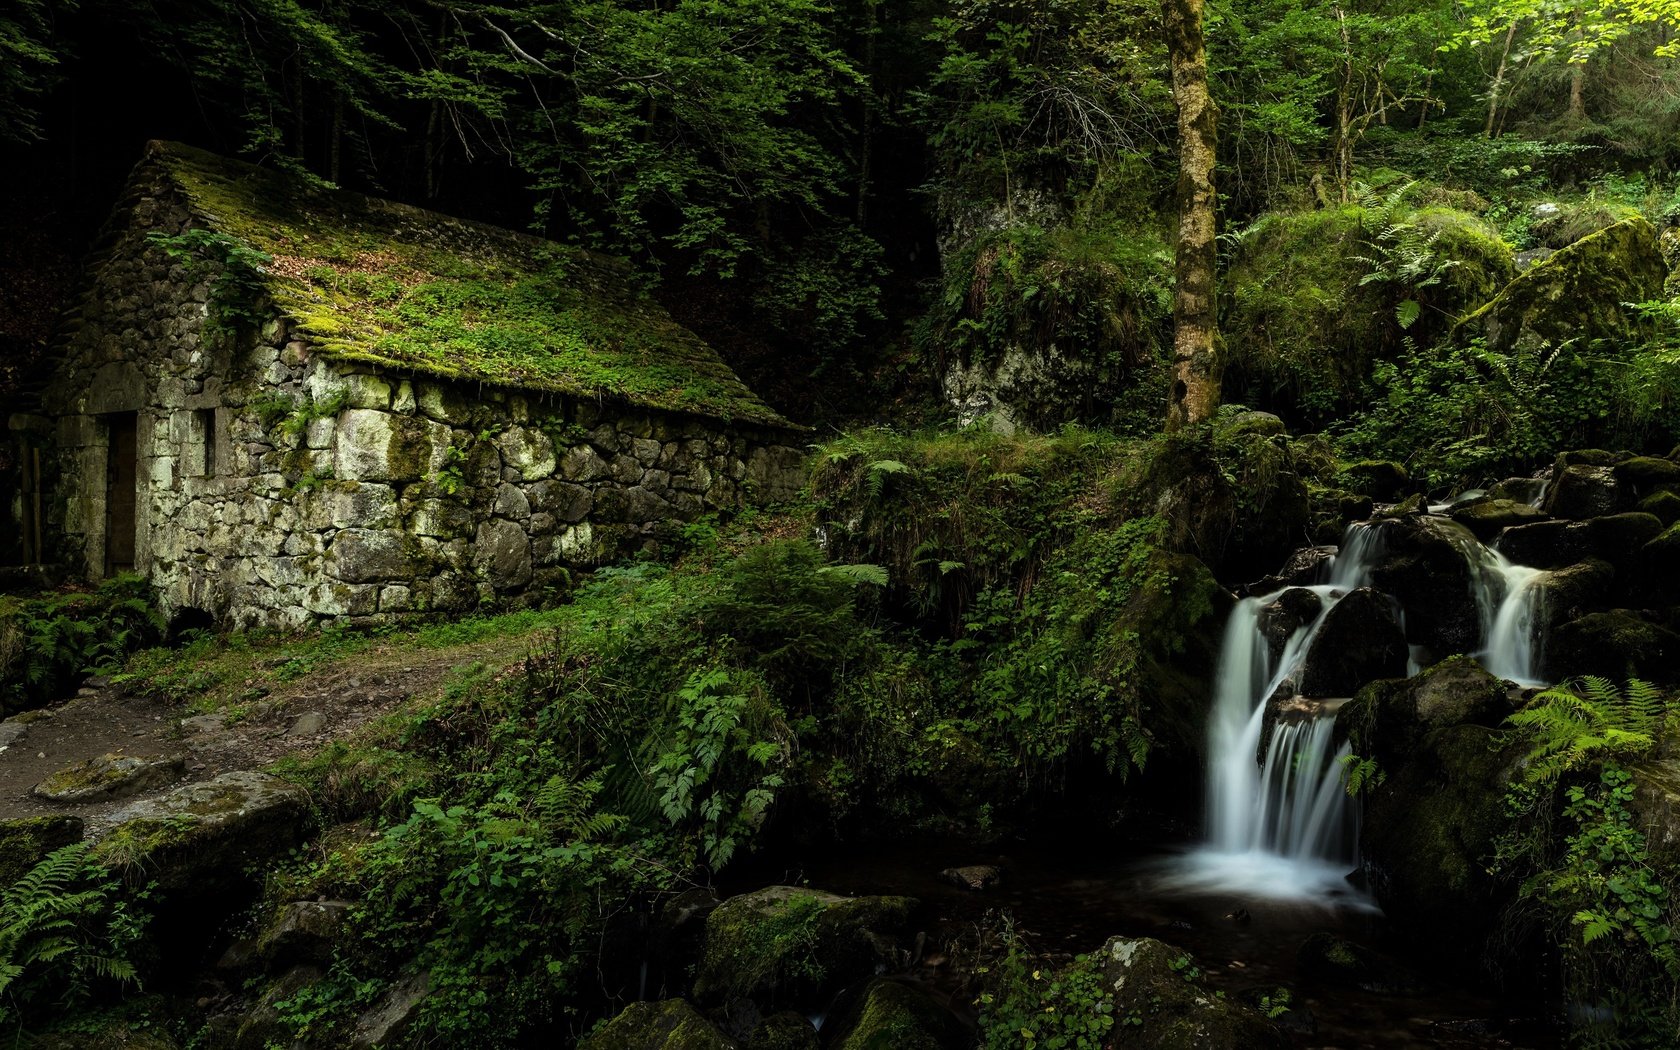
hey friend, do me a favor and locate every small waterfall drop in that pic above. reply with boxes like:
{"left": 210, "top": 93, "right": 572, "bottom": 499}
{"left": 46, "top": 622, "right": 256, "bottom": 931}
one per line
{"left": 1473, "top": 547, "right": 1545, "bottom": 686}
{"left": 1174, "top": 524, "right": 1386, "bottom": 904}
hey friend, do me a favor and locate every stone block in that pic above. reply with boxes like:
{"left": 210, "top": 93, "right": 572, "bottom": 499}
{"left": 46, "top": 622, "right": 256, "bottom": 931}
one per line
{"left": 559, "top": 445, "right": 610, "bottom": 483}
{"left": 334, "top": 409, "right": 451, "bottom": 482}
{"left": 494, "top": 483, "right": 531, "bottom": 520}
{"left": 494, "top": 426, "right": 556, "bottom": 481}
{"left": 473, "top": 519, "right": 533, "bottom": 589}
{"left": 326, "top": 529, "right": 422, "bottom": 583}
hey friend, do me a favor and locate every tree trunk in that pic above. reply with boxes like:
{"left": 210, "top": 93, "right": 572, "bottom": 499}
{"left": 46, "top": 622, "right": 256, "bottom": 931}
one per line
{"left": 1568, "top": 60, "right": 1586, "bottom": 120}
{"left": 1485, "top": 21, "right": 1518, "bottom": 137}
{"left": 1162, "top": 0, "right": 1220, "bottom": 430}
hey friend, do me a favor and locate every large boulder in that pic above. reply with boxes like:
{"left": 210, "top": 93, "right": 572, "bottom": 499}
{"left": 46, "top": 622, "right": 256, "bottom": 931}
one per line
{"left": 92, "top": 771, "right": 311, "bottom": 894}
{"left": 1369, "top": 517, "right": 1481, "bottom": 657}
{"left": 1340, "top": 656, "right": 1512, "bottom": 766}
{"left": 1545, "top": 611, "right": 1680, "bottom": 683}
{"left": 1630, "top": 523, "right": 1680, "bottom": 607}
{"left": 579, "top": 999, "right": 735, "bottom": 1050}
{"left": 1449, "top": 498, "right": 1548, "bottom": 540}
{"left": 1246, "top": 545, "right": 1336, "bottom": 596}
{"left": 1531, "top": 559, "right": 1615, "bottom": 634}
{"left": 1498, "top": 513, "right": 1665, "bottom": 570}
{"left": 1095, "top": 937, "right": 1287, "bottom": 1049}
{"left": 691, "top": 887, "right": 916, "bottom": 1008}
{"left": 1543, "top": 463, "right": 1625, "bottom": 521}
{"left": 1297, "top": 589, "right": 1407, "bottom": 697}
{"left": 1337, "top": 461, "right": 1411, "bottom": 502}
{"left": 828, "top": 979, "right": 966, "bottom": 1050}
{"left": 1454, "top": 216, "right": 1666, "bottom": 355}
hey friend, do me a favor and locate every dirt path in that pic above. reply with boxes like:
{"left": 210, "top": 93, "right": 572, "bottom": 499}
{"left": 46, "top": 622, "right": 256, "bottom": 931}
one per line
{"left": 0, "top": 633, "right": 533, "bottom": 836}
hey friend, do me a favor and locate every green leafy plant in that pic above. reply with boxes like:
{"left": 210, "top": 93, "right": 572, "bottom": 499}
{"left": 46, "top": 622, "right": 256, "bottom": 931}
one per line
{"left": 976, "top": 926, "right": 1116, "bottom": 1050}
{"left": 0, "top": 844, "right": 148, "bottom": 1025}
{"left": 145, "top": 228, "right": 273, "bottom": 342}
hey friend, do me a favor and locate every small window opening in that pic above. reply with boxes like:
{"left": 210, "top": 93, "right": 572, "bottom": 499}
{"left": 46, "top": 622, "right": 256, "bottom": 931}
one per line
{"left": 196, "top": 408, "right": 218, "bottom": 477}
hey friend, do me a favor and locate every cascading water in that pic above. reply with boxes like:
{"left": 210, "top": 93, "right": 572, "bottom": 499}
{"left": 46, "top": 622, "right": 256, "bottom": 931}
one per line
{"left": 1167, "top": 512, "right": 1550, "bottom": 904}
{"left": 1474, "top": 547, "right": 1545, "bottom": 686}
{"left": 1168, "top": 524, "right": 1386, "bottom": 904}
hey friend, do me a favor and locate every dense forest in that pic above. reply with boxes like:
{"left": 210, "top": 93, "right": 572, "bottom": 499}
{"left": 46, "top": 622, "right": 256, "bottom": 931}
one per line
{"left": 4, "top": 0, "right": 1680, "bottom": 1047}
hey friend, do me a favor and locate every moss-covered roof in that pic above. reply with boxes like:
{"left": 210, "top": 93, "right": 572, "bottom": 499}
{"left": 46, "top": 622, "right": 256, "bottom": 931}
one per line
{"left": 143, "top": 141, "right": 792, "bottom": 428}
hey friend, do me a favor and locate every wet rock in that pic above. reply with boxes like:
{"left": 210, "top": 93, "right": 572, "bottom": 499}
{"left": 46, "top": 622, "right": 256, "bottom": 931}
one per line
{"left": 1632, "top": 523, "right": 1680, "bottom": 606}
{"left": 1297, "top": 933, "right": 1418, "bottom": 994}
{"left": 1532, "top": 559, "right": 1615, "bottom": 634}
{"left": 1613, "top": 455, "right": 1680, "bottom": 490}
{"left": 256, "top": 900, "right": 353, "bottom": 969}
{"left": 1297, "top": 589, "right": 1407, "bottom": 697}
{"left": 351, "top": 971, "right": 433, "bottom": 1049}
{"left": 1639, "top": 490, "right": 1680, "bottom": 526}
{"left": 34, "top": 752, "right": 186, "bottom": 803}
{"left": 692, "top": 886, "right": 916, "bottom": 1007}
{"left": 938, "top": 864, "right": 1003, "bottom": 891}
{"left": 1256, "top": 588, "right": 1323, "bottom": 666}
{"left": 1341, "top": 656, "right": 1510, "bottom": 765}
{"left": 234, "top": 964, "right": 321, "bottom": 1050}
{"left": 1337, "top": 461, "right": 1411, "bottom": 502}
{"left": 1375, "top": 492, "right": 1428, "bottom": 518}
{"left": 1370, "top": 517, "right": 1482, "bottom": 655}
{"left": 1488, "top": 476, "right": 1548, "bottom": 504}
{"left": 578, "top": 998, "right": 735, "bottom": 1050}
{"left": 0, "top": 814, "right": 83, "bottom": 884}
{"left": 1544, "top": 464, "right": 1624, "bottom": 520}
{"left": 1545, "top": 611, "right": 1680, "bottom": 683}
{"left": 1499, "top": 513, "right": 1664, "bottom": 570}
{"left": 1450, "top": 498, "right": 1548, "bottom": 540}
{"left": 93, "top": 770, "right": 311, "bottom": 894}
{"left": 1095, "top": 937, "right": 1287, "bottom": 1049}
{"left": 828, "top": 979, "right": 966, "bottom": 1050}
{"left": 1246, "top": 547, "right": 1336, "bottom": 596}
{"left": 1497, "top": 519, "right": 1577, "bottom": 568}
{"left": 180, "top": 713, "right": 227, "bottom": 735}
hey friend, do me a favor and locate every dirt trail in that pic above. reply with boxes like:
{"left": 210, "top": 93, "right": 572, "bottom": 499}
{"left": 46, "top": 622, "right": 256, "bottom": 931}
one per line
{"left": 0, "top": 634, "right": 531, "bottom": 836}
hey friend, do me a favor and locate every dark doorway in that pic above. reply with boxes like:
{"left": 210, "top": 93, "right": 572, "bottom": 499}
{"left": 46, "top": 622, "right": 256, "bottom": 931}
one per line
{"left": 105, "top": 413, "right": 137, "bottom": 574}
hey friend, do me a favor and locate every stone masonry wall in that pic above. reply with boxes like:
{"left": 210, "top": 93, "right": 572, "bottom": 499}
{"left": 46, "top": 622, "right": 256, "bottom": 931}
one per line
{"left": 40, "top": 164, "right": 805, "bottom": 629}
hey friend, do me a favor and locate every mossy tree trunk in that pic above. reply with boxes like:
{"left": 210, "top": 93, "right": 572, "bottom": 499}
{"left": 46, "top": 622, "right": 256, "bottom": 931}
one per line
{"left": 1162, "top": 0, "right": 1221, "bottom": 430}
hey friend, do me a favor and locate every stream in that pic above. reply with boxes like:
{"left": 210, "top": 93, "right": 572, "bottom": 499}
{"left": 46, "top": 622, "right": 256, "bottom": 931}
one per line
{"left": 737, "top": 511, "right": 1562, "bottom": 1048}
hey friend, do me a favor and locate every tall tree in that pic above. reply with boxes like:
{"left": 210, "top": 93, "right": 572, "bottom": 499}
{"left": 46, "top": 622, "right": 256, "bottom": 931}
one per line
{"left": 1162, "top": 0, "right": 1220, "bottom": 429}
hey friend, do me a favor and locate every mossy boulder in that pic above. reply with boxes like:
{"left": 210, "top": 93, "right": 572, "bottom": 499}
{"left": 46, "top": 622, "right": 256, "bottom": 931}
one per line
{"left": 1498, "top": 513, "right": 1664, "bottom": 570}
{"left": 1341, "top": 656, "right": 1512, "bottom": 766}
{"left": 34, "top": 752, "right": 186, "bottom": 803}
{"left": 1296, "top": 589, "right": 1407, "bottom": 697}
{"left": 1095, "top": 937, "right": 1286, "bottom": 1049}
{"left": 1369, "top": 517, "right": 1481, "bottom": 657}
{"left": 579, "top": 1000, "right": 737, "bottom": 1050}
{"left": 1613, "top": 455, "right": 1680, "bottom": 491}
{"left": 1638, "top": 490, "right": 1680, "bottom": 526}
{"left": 1224, "top": 203, "right": 1510, "bottom": 424}
{"left": 1352, "top": 722, "right": 1524, "bottom": 963}
{"left": 1631, "top": 523, "right": 1680, "bottom": 606}
{"left": 1543, "top": 463, "right": 1625, "bottom": 520}
{"left": 1449, "top": 498, "right": 1548, "bottom": 540}
{"left": 1454, "top": 217, "right": 1665, "bottom": 355}
{"left": 828, "top": 979, "right": 966, "bottom": 1050}
{"left": 92, "top": 770, "right": 312, "bottom": 894}
{"left": 1533, "top": 559, "right": 1616, "bottom": 633}
{"left": 0, "top": 815, "right": 82, "bottom": 885}
{"left": 692, "top": 887, "right": 917, "bottom": 1008}
{"left": 1544, "top": 610, "right": 1680, "bottom": 683}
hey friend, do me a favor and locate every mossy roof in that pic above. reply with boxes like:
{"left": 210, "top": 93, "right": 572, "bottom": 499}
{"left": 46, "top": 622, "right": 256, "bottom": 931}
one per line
{"left": 143, "top": 140, "right": 792, "bottom": 428}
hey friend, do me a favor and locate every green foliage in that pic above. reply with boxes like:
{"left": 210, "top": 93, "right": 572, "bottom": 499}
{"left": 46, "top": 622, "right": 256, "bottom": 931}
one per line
{"left": 976, "top": 929, "right": 1116, "bottom": 1050}
{"left": 0, "top": 0, "right": 70, "bottom": 144}
{"left": 0, "top": 844, "right": 148, "bottom": 1026}
{"left": 1496, "top": 678, "right": 1680, "bottom": 1047}
{"left": 1339, "top": 754, "right": 1387, "bottom": 796}
{"left": 0, "top": 575, "right": 165, "bottom": 714}
{"left": 144, "top": 228, "right": 273, "bottom": 343}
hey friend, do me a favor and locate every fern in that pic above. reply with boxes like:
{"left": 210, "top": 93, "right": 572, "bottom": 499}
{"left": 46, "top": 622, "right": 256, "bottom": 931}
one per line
{"left": 0, "top": 844, "right": 146, "bottom": 1024}
{"left": 817, "top": 563, "right": 889, "bottom": 588}
{"left": 1506, "top": 677, "right": 1668, "bottom": 783}
{"left": 864, "top": 459, "right": 913, "bottom": 500}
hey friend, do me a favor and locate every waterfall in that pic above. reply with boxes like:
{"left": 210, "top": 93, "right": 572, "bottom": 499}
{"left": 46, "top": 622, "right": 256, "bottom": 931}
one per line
{"left": 1174, "top": 525, "right": 1385, "bottom": 903}
{"left": 1472, "top": 547, "right": 1545, "bottom": 686}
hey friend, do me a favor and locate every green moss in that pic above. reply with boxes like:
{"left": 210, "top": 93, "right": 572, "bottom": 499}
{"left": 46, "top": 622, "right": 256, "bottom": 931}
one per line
{"left": 0, "top": 815, "right": 83, "bottom": 885}
{"left": 1223, "top": 201, "right": 1512, "bottom": 422}
{"left": 835, "top": 980, "right": 959, "bottom": 1050}
{"left": 144, "top": 141, "right": 790, "bottom": 428}
{"left": 578, "top": 1000, "right": 734, "bottom": 1050}
{"left": 1454, "top": 216, "right": 1666, "bottom": 354}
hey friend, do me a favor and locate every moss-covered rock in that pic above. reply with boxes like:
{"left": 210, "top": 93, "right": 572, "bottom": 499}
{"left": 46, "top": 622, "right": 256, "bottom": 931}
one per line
{"left": 1449, "top": 498, "right": 1548, "bottom": 539}
{"left": 1342, "top": 656, "right": 1512, "bottom": 765}
{"left": 1533, "top": 559, "right": 1616, "bottom": 634}
{"left": 0, "top": 815, "right": 83, "bottom": 886}
{"left": 1613, "top": 455, "right": 1680, "bottom": 490}
{"left": 1454, "top": 217, "right": 1665, "bottom": 355}
{"left": 578, "top": 1000, "right": 736, "bottom": 1050}
{"left": 1545, "top": 610, "right": 1680, "bottom": 683}
{"left": 1224, "top": 203, "right": 1510, "bottom": 422}
{"left": 692, "top": 887, "right": 916, "bottom": 1008}
{"left": 33, "top": 753, "right": 186, "bottom": 803}
{"left": 1369, "top": 517, "right": 1482, "bottom": 657}
{"left": 1095, "top": 937, "right": 1286, "bottom": 1049}
{"left": 1638, "top": 490, "right": 1680, "bottom": 526}
{"left": 92, "top": 770, "right": 312, "bottom": 894}
{"left": 828, "top": 979, "right": 966, "bottom": 1050}
{"left": 1296, "top": 588, "right": 1407, "bottom": 697}
{"left": 1543, "top": 462, "right": 1626, "bottom": 520}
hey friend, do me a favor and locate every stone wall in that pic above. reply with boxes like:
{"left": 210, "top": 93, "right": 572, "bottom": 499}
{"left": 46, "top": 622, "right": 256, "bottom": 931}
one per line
{"left": 36, "top": 164, "right": 805, "bottom": 629}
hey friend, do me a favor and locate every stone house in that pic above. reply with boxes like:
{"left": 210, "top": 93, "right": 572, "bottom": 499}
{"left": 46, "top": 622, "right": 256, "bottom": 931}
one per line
{"left": 6, "top": 141, "right": 804, "bottom": 628}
